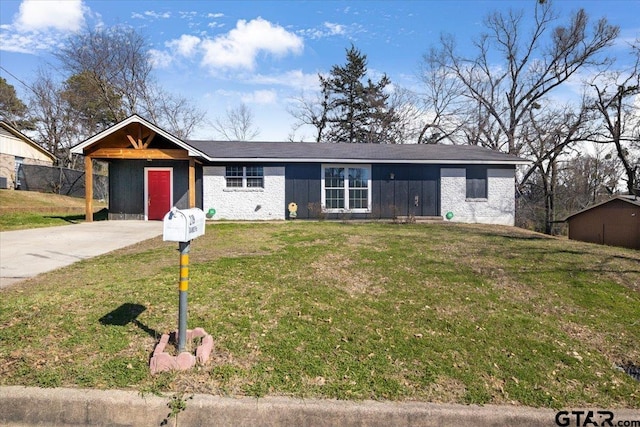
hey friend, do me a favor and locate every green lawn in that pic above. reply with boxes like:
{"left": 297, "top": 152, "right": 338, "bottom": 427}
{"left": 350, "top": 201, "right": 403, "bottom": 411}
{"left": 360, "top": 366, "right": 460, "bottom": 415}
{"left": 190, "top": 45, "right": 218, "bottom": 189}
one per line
{"left": 0, "top": 222, "right": 638, "bottom": 408}
{"left": 0, "top": 190, "right": 107, "bottom": 231}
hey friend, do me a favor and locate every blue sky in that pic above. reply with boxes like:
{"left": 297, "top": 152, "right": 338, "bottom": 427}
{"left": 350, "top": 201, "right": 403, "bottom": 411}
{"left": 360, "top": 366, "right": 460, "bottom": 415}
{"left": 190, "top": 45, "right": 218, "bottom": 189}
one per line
{"left": 1, "top": 0, "right": 639, "bottom": 141}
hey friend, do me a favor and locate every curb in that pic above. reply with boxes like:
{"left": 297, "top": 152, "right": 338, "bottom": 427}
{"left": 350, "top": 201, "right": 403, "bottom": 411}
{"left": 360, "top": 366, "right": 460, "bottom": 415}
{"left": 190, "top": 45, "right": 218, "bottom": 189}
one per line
{"left": 4, "top": 386, "right": 633, "bottom": 427}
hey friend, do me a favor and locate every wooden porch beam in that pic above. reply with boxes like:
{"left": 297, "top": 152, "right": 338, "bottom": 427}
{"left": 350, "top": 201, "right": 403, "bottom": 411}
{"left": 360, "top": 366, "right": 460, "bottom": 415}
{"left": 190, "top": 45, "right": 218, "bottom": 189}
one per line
{"left": 189, "top": 158, "right": 196, "bottom": 208}
{"left": 142, "top": 130, "right": 156, "bottom": 149}
{"left": 85, "top": 156, "right": 93, "bottom": 222}
{"left": 126, "top": 134, "right": 140, "bottom": 149}
{"left": 87, "top": 148, "right": 190, "bottom": 160}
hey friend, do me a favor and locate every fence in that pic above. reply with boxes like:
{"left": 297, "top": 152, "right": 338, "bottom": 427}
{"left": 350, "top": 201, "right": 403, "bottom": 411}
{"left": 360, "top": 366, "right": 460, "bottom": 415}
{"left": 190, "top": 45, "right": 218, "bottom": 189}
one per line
{"left": 18, "top": 164, "right": 108, "bottom": 200}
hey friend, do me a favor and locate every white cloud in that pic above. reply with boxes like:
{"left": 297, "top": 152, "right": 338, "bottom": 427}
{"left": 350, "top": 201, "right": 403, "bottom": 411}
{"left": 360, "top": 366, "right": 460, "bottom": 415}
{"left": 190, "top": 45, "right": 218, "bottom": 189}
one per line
{"left": 148, "top": 48, "right": 174, "bottom": 69}
{"left": 207, "top": 13, "right": 224, "bottom": 19}
{"left": 241, "top": 89, "right": 277, "bottom": 104}
{"left": 201, "top": 17, "right": 303, "bottom": 70}
{"left": 166, "top": 34, "right": 201, "bottom": 57}
{"left": 324, "top": 22, "right": 345, "bottom": 36}
{"left": 0, "top": 32, "right": 58, "bottom": 53}
{"left": 15, "top": 0, "right": 85, "bottom": 32}
{"left": 144, "top": 10, "right": 171, "bottom": 19}
{"left": 179, "top": 11, "right": 197, "bottom": 19}
{"left": 298, "top": 21, "right": 355, "bottom": 40}
{"left": 1, "top": 0, "right": 89, "bottom": 53}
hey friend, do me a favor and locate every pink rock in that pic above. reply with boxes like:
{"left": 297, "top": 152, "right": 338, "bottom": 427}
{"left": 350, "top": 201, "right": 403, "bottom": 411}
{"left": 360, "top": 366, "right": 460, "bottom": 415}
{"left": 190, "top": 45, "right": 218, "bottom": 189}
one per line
{"left": 191, "top": 327, "right": 207, "bottom": 338}
{"left": 176, "top": 352, "right": 196, "bottom": 370}
{"left": 149, "top": 327, "right": 214, "bottom": 374}
{"left": 153, "top": 334, "right": 170, "bottom": 356}
{"left": 196, "top": 335, "right": 214, "bottom": 365}
{"left": 150, "top": 352, "right": 177, "bottom": 375}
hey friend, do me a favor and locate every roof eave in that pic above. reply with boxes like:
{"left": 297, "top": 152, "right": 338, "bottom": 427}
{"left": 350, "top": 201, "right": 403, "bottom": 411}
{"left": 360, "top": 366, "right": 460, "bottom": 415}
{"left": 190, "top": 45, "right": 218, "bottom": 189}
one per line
{"left": 0, "top": 121, "right": 56, "bottom": 161}
{"left": 563, "top": 195, "right": 640, "bottom": 221}
{"left": 201, "top": 157, "right": 529, "bottom": 165}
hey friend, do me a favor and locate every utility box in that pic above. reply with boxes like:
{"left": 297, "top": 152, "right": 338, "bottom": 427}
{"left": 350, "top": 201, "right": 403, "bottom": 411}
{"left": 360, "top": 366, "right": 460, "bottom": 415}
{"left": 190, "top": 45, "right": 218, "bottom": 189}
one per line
{"left": 163, "top": 207, "right": 206, "bottom": 242}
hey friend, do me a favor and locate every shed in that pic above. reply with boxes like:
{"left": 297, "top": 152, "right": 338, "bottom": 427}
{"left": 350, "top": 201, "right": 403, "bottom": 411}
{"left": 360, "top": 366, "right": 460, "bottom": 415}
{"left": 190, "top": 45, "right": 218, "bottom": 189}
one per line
{"left": 0, "top": 121, "right": 56, "bottom": 189}
{"left": 565, "top": 195, "right": 640, "bottom": 250}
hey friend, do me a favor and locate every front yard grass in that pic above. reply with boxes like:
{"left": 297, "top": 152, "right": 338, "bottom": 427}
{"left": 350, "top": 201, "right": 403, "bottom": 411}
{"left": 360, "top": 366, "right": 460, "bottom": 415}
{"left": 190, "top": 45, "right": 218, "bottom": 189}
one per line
{"left": 0, "top": 190, "right": 107, "bottom": 231}
{"left": 0, "top": 222, "right": 638, "bottom": 408}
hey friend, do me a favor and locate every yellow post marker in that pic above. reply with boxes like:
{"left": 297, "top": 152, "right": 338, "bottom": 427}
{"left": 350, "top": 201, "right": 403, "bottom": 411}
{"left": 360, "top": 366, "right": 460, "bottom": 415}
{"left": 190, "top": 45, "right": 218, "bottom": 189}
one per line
{"left": 179, "top": 253, "right": 189, "bottom": 292}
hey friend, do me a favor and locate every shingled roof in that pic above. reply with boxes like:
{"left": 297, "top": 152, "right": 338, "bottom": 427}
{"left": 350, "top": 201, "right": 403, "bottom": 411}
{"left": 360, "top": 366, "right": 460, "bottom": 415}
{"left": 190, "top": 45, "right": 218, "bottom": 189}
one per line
{"left": 186, "top": 140, "right": 528, "bottom": 165}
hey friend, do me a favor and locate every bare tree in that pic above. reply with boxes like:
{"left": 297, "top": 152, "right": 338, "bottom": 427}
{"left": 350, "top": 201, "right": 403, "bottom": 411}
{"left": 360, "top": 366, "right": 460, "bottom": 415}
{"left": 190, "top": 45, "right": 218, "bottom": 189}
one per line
{"left": 288, "top": 90, "right": 329, "bottom": 142}
{"left": 28, "top": 69, "right": 76, "bottom": 164}
{"left": 55, "top": 25, "right": 150, "bottom": 121}
{"left": 559, "top": 145, "right": 621, "bottom": 212}
{"left": 424, "top": 2, "right": 619, "bottom": 155}
{"left": 517, "top": 100, "right": 593, "bottom": 233}
{"left": 417, "top": 48, "right": 468, "bottom": 144}
{"left": 211, "top": 103, "right": 260, "bottom": 141}
{"left": 55, "top": 25, "right": 204, "bottom": 138}
{"left": 385, "top": 87, "right": 424, "bottom": 144}
{"left": 141, "top": 84, "right": 206, "bottom": 140}
{"left": 586, "top": 40, "right": 640, "bottom": 195}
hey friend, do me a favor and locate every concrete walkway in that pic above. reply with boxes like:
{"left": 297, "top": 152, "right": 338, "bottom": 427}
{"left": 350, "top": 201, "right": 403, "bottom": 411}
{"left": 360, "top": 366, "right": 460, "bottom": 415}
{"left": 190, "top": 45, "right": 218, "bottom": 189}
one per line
{"left": 0, "top": 221, "right": 163, "bottom": 289}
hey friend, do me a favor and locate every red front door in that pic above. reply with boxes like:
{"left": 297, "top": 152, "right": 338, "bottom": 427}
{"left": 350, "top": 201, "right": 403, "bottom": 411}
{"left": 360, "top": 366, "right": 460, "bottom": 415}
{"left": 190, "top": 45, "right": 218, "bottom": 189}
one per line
{"left": 147, "top": 169, "right": 171, "bottom": 220}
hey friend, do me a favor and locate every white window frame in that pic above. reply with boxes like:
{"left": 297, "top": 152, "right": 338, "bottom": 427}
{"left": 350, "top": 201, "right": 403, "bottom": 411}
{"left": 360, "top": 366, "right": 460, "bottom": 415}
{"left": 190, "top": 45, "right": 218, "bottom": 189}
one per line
{"left": 321, "top": 164, "right": 372, "bottom": 213}
{"left": 225, "top": 165, "right": 264, "bottom": 189}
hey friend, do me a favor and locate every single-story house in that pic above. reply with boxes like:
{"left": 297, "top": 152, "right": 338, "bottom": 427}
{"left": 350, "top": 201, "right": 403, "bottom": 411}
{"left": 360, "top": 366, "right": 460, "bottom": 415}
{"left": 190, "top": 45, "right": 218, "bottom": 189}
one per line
{"left": 0, "top": 121, "right": 56, "bottom": 189}
{"left": 71, "top": 115, "right": 528, "bottom": 224}
{"left": 565, "top": 195, "right": 640, "bottom": 250}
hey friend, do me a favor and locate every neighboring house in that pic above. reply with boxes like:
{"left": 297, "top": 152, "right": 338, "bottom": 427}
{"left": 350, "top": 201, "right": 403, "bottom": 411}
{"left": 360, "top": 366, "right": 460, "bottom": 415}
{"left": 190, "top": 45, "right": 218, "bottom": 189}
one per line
{"left": 71, "top": 115, "right": 527, "bottom": 224}
{"left": 565, "top": 195, "right": 640, "bottom": 250}
{"left": 0, "top": 121, "right": 56, "bottom": 189}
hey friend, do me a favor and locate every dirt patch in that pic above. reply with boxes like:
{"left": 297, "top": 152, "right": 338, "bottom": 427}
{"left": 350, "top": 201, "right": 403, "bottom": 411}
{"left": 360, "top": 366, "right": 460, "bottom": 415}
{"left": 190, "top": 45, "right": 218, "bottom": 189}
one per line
{"left": 422, "top": 376, "right": 468, "bottom": 403}
{"left": 310, "top": 253, "right": 384, "bottom": 296}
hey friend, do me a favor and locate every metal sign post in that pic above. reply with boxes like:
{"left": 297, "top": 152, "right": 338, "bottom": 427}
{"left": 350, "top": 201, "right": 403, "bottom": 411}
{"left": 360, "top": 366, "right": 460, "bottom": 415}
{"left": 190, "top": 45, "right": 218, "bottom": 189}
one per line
{"left": 178, "top": 240, "right": 190, "bottom": 352}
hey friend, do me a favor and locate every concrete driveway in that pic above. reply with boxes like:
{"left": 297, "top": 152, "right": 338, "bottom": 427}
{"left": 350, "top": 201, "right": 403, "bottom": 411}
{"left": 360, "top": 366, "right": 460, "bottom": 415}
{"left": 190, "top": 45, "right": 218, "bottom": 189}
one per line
{"left": 0, "top": 221, "right": 163, "bottom": 289}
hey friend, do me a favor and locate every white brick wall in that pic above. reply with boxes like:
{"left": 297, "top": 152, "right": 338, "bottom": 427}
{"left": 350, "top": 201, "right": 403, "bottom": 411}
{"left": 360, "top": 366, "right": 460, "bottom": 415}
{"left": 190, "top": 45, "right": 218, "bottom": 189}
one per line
{"left": 203, "top": 166, "right": 285, "bottom": 220}
{"left": 440, "top": 168, "right": 515, "bottom": 225}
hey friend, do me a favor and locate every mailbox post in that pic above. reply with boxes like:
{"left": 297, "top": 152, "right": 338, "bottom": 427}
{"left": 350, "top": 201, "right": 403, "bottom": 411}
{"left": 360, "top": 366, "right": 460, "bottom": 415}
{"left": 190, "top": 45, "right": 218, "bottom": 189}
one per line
{"left": 163, "top": 207, "right": 206, "bottom": 352}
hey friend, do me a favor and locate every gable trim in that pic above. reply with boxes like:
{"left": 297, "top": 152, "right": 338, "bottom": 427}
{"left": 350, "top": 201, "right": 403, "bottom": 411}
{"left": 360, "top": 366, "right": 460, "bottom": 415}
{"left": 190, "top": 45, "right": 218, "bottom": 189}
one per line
{"left": 70, "top": 114, "right": 207, "bottom": 158}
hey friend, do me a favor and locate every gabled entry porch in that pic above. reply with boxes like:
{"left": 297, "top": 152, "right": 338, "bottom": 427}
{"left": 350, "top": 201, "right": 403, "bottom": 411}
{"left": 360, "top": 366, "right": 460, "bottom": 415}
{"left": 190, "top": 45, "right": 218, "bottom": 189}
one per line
{"left": 71, "top": 115, "right": 204, "bottom": 221}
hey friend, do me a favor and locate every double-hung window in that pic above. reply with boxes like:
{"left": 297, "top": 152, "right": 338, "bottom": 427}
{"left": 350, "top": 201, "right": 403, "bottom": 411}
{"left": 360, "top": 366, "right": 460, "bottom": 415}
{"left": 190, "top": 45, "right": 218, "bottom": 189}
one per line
{"left": 225, "top": 166, "right": 264, "bottom": 188}
{"left": 322, "top": 165, "right": 371, "bottom": 212}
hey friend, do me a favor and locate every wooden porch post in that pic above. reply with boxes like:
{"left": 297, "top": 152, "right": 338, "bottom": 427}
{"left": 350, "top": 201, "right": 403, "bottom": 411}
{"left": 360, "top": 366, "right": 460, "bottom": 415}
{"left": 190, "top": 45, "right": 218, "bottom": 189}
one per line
{"left": 188, "top": 158, "right": 196, "bottom": 208}
{"left": 85, "top": 156, "right": 93, "bottom": 222}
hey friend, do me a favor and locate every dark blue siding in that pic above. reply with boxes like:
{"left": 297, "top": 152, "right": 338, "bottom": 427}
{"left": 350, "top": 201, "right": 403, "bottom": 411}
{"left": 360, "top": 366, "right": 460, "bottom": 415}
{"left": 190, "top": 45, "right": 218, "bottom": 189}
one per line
{"left": 108, "top": 159, "right": 199, "bottom": 219}
{"left": 285, "top": 163, "right": 440, "bottom": 220}
{"left": 285, "top": 164, "right": 321, "bottom": 219}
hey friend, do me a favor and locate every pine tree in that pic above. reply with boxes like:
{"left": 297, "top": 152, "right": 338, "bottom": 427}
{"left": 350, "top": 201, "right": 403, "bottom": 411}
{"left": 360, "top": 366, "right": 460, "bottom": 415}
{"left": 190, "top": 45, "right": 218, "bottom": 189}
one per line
{"left": 320, "top": 45, "right": 398, "bottom": 143}
{"left": 0, "top": 77, "right": 33, "bottom": 130}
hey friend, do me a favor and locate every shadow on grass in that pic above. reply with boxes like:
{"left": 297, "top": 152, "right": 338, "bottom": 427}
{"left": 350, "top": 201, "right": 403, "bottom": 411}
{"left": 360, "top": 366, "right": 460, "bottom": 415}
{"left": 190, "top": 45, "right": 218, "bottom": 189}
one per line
{"left": 99, "top": 303, "right": 160, "bottom": 339}
{"left": 45, "top": 208, "right": 109, "bottom": 224}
